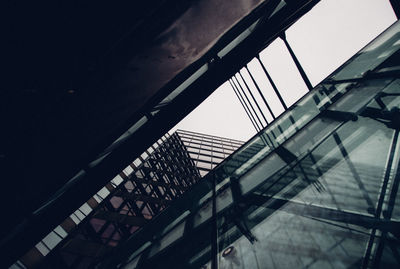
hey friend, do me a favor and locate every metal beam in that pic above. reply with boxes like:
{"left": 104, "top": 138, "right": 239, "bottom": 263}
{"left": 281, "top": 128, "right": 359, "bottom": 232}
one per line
{"left": 248, "top": 194, "right": 400, "bottom": 233}
{"left": 93, "top": 210, "right": 148, "bottom": 226}
{"left": 132, "top": 177, "right": 187, "bottom": 192}
{"left": 230, "top": 79, "right": 261, "bottom": 132}
{"left": 245, "top": 65, "right": 276, "bottom": 119}
{"left": 256, "top": 55, "right": 288, "bottom": 110}
{"left": 238, "top": 71, "right": 269, "bottom": 125}
{"left": 115, "top": 191, "right": 170, "bottom": 206}
{"left": 280, "top": 32, "right": 313, "bottom": 91}
{"left": 233, "top": 75, "right": 265, "bottom": 129}
{"left": 61, "top": 238, "right": 110, "bottom": 258}
{"left": 1, "top": 1, "right": 324, "bottom": 267}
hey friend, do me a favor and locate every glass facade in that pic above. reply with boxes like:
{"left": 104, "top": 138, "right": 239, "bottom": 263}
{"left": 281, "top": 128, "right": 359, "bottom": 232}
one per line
{"left": 99, "top": 21, "right": 400, "bottom": 269}
{"left": 32, "top": 133, "right": 201, "bottom": 268}
{"left": 15, "top": 131, "right": 240, "bottom": 268}
{"left": 177, "top": 130, "right": 244, "bottom": 177}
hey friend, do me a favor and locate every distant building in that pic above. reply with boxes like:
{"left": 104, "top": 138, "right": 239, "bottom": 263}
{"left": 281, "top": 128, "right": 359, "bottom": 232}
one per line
{"left": 7, "top": 2, "right": 400, "bottom": 269}
{"left": 18, "top": 130, "right": 243, "bottom": 268}
{"left": 176, "top": 129, "right": 244, "bottom": 177}
{"left": 99, "top": 21, "right": 400, "bottom": 269}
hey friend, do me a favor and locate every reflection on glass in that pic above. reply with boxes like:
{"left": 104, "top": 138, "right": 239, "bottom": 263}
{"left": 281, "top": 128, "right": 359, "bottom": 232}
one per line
{"left": 108, "top": 20, "right": 400, "bottom": 269}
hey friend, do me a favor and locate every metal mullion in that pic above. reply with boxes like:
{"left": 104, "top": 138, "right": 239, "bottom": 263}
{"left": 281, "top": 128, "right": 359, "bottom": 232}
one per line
{"left": 186, "top": 138, "right": 235, "bottom": 151}
{"left": 187, "top": 143, "right": 228, "bottom": 155}
{"left": 179, "top": 169, "right": 193, "bottom": 189}
{"left": 179, "top": 132, "right": 243, "bottom": 147}
{"left": 211, "top": 174, "right": 218, "bottom": 269}
{"left": 245, "top": 65, "right": 276, "bottom": 120}
{"left": 178, "top": 129, "right": 244, "bottom": 144}
{"left": 125, "top": 199, "right": 143, "bottom": 217}
{"left": 198, "top": 150, "right": 217, "bottom": 159}
{"left": 238, "top": 70, "right": 269, "bottom": 126}
{"left": 155, "top": 175, "right": 183, "bottom": 194}
{"left": 230, "top": 79, "right": 261, "bottom": 133}
{"left": 383, "top": 130, "right": 400, "bottom": 218}
{"left": 256, "top": 55, "right": 288, "bottom": 110}
{"left": 148, "top": 170, "right": 167, "bottom": 198}
{"left": 148, "top": 181, "right": 166, "bottom": 207}
{"left": 370, "top": 129, "right": 400, "bottom": 268}
{"left": 333, "top": 133, "right": 375, "bottom": 209}
{"left": 145, "top": 171, "right": 185, "bottom": 192}
{"left": 155, "top": 179, "right": 174, "bottom": 201}
{"left": 234, "top": 74, "right": 265, "bottom": 129}
{"left": 196, "top": 159, "right": 214, "bottom": 165}
{"left": 134, "top": 176, "right": 160, "bottom": 214}
{"left": 162, "top": 174, "right": 181, "bottom": 198}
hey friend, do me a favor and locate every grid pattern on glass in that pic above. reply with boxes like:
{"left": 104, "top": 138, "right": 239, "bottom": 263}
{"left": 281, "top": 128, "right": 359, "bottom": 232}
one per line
{"left": 221, "top": 21, "right": 400, "bottom": 183}
{"left": 227, "top": 1, "right": 397, "bottom": 139}
{"left": 101, "top": 22, "right": 400, "bottom": 269}
{"left": 23, "top": 130, "right": 242, "bottom": 268}
{"left": 176, "top": 129, "right": 244, "bottom": 177}
{"left": 16, "top": 5, "right": 400, "bottom": 269}
{"left": 21, "top": 132, "right": 202, "bottom": 268}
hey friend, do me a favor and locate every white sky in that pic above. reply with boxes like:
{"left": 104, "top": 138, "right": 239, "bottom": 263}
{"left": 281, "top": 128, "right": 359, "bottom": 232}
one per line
{"left": 170, "top": 0, "right": 397, "bottom": 141}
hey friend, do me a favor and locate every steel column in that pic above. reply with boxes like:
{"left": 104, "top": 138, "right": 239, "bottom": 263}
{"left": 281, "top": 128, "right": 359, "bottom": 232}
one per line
{"left": 256, "top": 55, "right": 288, "bottom": 110}
{"left": 280, "top": 32, "right": 313, "bottom": 91}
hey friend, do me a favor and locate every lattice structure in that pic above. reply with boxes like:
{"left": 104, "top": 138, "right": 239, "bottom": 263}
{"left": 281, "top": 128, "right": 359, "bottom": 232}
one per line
{"left": 24, "top": 131, "right": 239, "bottom": 268}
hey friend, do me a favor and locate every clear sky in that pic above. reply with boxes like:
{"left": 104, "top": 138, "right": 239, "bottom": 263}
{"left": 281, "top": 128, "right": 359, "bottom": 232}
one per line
{"left": 170, "top": 0, "right": 397, "bottom": 141}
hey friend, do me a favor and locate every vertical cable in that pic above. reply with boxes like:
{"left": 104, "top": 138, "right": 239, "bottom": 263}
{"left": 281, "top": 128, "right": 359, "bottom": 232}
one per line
{"left": 229, "top": 79, "right": 260, "bottom": 133}
{"left": 233, "top": 76, "right": 264, "bottom": 130}
{"left": 232, "top": 78, "right": 262, "bottom": 132}
{"left": 238, "top": 71, "right": 268, "bottom": 126}
{"left": 245, "top": 65, "right": 276, "bottom": 120}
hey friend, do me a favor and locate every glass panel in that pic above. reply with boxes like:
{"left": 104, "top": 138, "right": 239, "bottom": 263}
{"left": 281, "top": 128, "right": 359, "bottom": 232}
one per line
{"left": 148, "top": 221, "right": 186, "bottom": 258}
{"left": 36, "top": 241, "right": 50, "bottom": 256}
{"left": 198, "top": 154, "right": 212, "bottom": 162}
{"left": 109, "top": 20, "right": 400, "bottom": 269}
{"left": 333, "top": 21, "right": 400, "bottom": 81}
{"left": 197, "top": 161, "right": 212, "bottom": 170}
{"left": 194, "top": 200, "right": 213, "bottom": 228}
{"left": 285, "top": 0, "right": 396, "bottom": 85}
{"left": 54, "top": 226, "right": 68, "bottom": 238}
{"left": 42, "top": 231, "right": 62, "bottom": 250}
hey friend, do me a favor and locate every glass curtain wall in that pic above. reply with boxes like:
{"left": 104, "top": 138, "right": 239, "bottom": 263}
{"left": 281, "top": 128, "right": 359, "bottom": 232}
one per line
{"left": 104, "top": 20, "right": 400, "bottom": 269}
{"left": 177, "top": 130, "right": 244, "bottom": 177}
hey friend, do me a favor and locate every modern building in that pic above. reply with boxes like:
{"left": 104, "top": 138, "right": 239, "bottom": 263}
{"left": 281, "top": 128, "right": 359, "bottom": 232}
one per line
{"left": 92, "top": 21, "right": 400, "bottom": 269}
{"left": 3, "top": 1, "right": 400, "bottom": 269}
{"left": 176, "top": 130, "right": 244, "bottom": 177}
{"left": 14, "top": 130, "right": 243, "bottom": 268}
